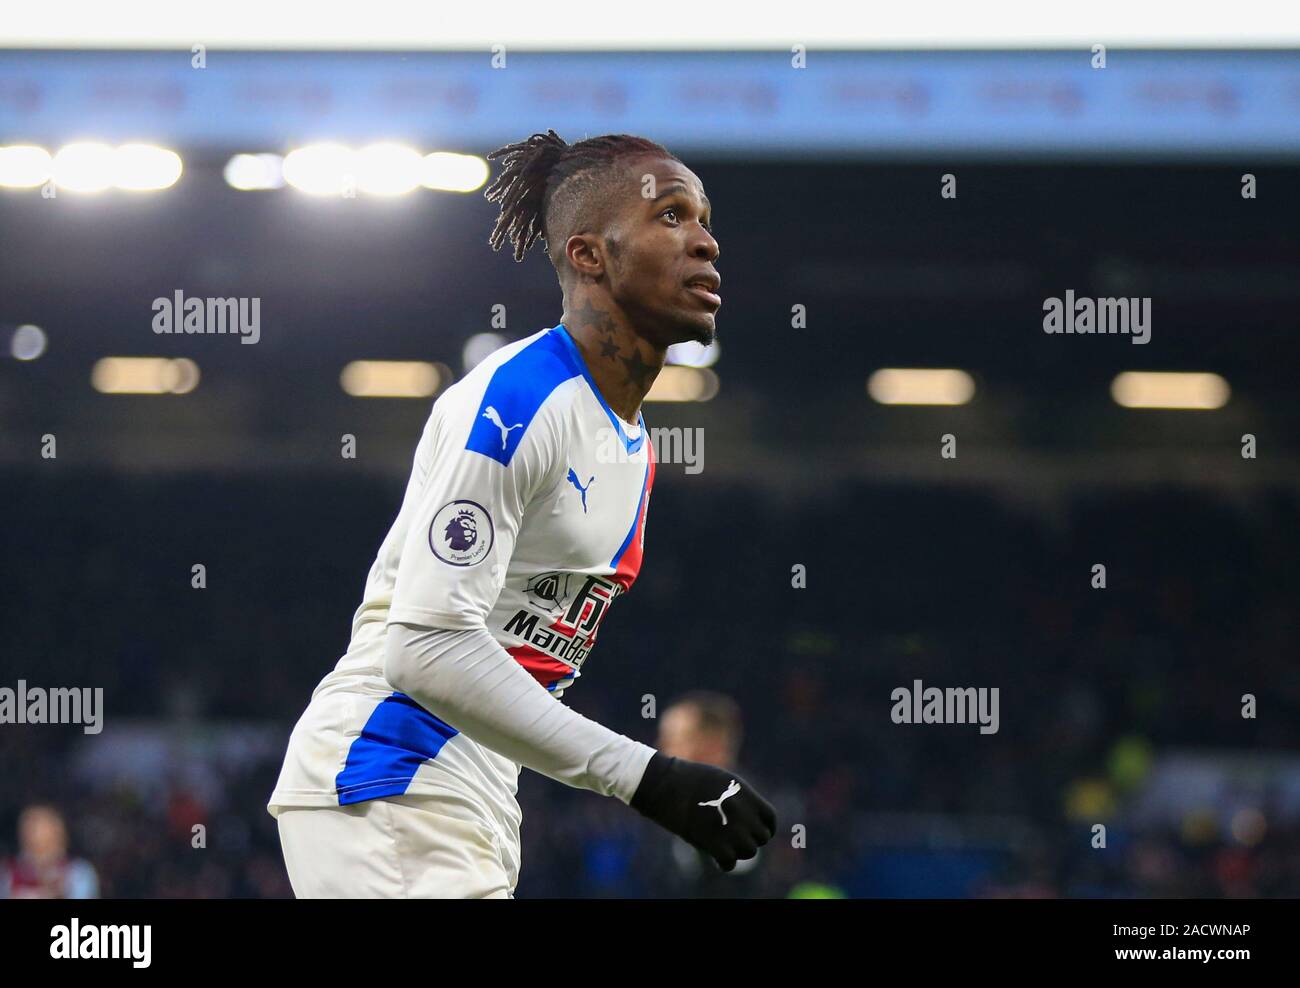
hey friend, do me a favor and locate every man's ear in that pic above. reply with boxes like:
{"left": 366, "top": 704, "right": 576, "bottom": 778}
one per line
{"left": 565, "top": 233, "right": 605, "bottom": 281}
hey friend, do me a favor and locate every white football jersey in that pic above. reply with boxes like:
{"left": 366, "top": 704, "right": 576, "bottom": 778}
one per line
{"left": 268, "top": 323, "right": 656, "bottom": 829}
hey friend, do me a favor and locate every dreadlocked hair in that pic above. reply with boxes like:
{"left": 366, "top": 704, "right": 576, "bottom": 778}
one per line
{"left": 484, "top": 129, "right": 676, "bottom": 263}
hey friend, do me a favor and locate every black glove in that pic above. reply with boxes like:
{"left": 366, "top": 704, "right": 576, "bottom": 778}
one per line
{"left": 630, "top": 752, "right": 777, "bottom": 871}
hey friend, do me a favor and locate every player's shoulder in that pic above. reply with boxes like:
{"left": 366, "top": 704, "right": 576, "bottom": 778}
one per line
{"left": 440, "top": 324, "right": 585, "bottom": 466}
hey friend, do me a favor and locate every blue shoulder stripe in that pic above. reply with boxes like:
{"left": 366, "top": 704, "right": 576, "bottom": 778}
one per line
{"left": 465, "top": 328, "right": 581, "bottom": 465}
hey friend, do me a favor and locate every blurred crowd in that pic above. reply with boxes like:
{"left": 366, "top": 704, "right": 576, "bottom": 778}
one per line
{"left": 2, "top": 470, "right": 1297, "bottom": 897}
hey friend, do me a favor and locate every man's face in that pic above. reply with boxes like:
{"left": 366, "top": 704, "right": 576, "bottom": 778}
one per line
{"left": 603, "top": 155, "right": 721, "bottom": 350}
{"left": 19, "top": 808, "right": 66, "bottom": 861}
{"left": 658, "top": 706, "right": 732, "bottom": 768}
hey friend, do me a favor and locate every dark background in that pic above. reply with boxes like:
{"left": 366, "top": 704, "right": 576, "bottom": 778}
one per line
{"left": 2, "top": 83, "right": 1298, "bottom": 897}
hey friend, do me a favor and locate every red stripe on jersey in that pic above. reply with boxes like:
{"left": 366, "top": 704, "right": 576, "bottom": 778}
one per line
{"left": 507, "top": 644, "right": 575, "bottom": 689}
{"left": 611, "top": 440, "right": 656, "bottom": 592}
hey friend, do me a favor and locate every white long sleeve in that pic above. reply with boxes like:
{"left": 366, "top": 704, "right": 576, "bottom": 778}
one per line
{"left": 383, "top": 621, "right": 657, "bottom": 804}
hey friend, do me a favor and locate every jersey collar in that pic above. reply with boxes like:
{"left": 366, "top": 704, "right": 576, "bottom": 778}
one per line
{"left": 553, "top": 323, "right": 645, "bottom": 455}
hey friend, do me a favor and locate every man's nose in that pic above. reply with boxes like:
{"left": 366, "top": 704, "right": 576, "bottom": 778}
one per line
{"left": 691, "top": 227, "right": 719, "bottom": 263}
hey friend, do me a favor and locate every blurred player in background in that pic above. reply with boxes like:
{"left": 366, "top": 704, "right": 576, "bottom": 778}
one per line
{"left": 660, "top": 691, "right": 744, "bottom": 768}
{"left": 0, "top": 805, "right": 99, "bottom": 899}
{"left": 269, "top": 130, "right": 775, "bottom": 897}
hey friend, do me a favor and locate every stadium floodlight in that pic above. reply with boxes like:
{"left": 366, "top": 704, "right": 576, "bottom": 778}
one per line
{"left": 340, "top": 360, "right": 446, "bottom": 398}
{"left": 224, "top": 153, "right": 285, "bottom": 191}
{"left": 91, "top": 357, "right": 199, "bottom": 394}
{"left": 0, "top": 145, "right": 52, "bottom": 188}
{"left": 1110, "top": 371, "right": 1229, "bottom": 409}
{"left": 11, "top": 324, "right": 47, "bottom": 360}
{"left": 666, "top": 340, "right": 720, "bottom": 368}
{"left": 646, "top": 366, "right": 719, "bottom": 402}
{"left": 282, "top": 143, "right": 356, "bottom": 196}
{"left": 421, "top": 152, "right": 489, "bottom": 193}
{"left": 356, "top": 143, "right": 424, "bottom": 196}
{"left": 867, "top": 368, "right": 975, "bottom": 405}
{"left": 112, "top": 144, "right": 183, "bottom": 191}
{"left": 52, "top": 142, "right": 116, "bottom": 192}
{"left": 462, "top": 333, "right": 507, "bottom": 371}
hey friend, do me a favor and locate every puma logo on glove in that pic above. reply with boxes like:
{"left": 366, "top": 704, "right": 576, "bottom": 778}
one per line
{"left": 698, "top": 779, "right": 742, "bottom": 825}
{"left": 630, "top": 753, "right": 777, "bottom": 872}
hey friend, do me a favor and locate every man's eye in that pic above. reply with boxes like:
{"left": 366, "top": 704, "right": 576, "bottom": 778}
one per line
{"left": 663, "top": 207, "right": 711, "bottom": 233}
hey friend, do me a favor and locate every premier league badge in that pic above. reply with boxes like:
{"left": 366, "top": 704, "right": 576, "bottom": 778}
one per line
{"left": 429, "top": 499, "right": 494, "bottom": 566}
